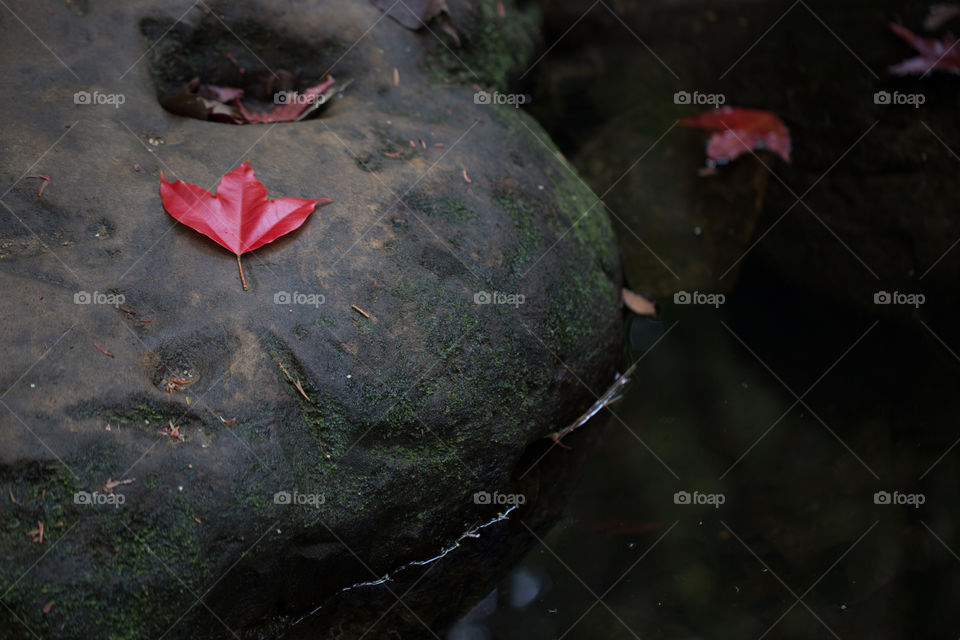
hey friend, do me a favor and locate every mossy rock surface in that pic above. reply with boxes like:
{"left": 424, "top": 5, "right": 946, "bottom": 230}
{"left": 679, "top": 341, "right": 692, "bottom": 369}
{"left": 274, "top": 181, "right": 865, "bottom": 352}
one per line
{"left": 0, "top": 0, "right": 620, "bottom": 637}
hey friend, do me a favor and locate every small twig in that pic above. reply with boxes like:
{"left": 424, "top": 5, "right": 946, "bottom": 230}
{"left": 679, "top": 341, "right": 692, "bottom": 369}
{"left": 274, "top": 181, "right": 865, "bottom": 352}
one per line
{"left": 351, "top": 304, "right": 371, "bottom": 318}
{"left": 225, "top": 51, "right": 244, "bottom": 73}
{"left": 26, "top": 175, "right": 50, "bottom": 198}
{"left": 277, "top": 362, "right": 295, "bottom": 383}
{"left": 546, "top": 360, "right": 640, "bottom": 445}
{"left": 293, "top": 378, "right": 311, "bottom": 401}
{"left": 93, "top": 341, "right": 114, "bottom": 358}
{"left": 278, "top": 362, "right": 310, "bottom": 400}
{"left": 103, "top": 477, "right": 135, "bottom": 493}
{"left": 26, "top": 521, "right": 44, "bottom": 544}
{"left": 236, "top": 254, "right": 248, "bottom": 290}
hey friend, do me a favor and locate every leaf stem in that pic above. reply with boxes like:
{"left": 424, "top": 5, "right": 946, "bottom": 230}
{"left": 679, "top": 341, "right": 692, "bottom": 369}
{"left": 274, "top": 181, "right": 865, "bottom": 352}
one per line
{"left": 236, "top": 254, "right": 248, "bottom": 290}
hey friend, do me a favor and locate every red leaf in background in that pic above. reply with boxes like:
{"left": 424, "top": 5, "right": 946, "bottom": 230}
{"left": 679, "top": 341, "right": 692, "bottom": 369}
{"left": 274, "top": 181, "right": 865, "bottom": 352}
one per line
{"left": 160, "top": 161, "right": 331, "bottom": 289}
{"left": 924, "top": 4, "right": 960, "bottom": 32}
{"left": 888, "top": 22, "right": 960, "bottom": 75}
{"left": 236, "top": 77, "right": 337, "bottom": 123}
{"left": 680, "top": 106, "right": 791, "bottom": 171}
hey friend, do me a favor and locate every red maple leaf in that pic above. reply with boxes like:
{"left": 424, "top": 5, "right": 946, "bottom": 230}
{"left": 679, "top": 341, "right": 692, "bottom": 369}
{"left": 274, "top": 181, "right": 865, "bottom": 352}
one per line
{"left": 888, "top": 22, "right": 960, "bottom": 75}
{"left": 160, "top": 161, "right": 331, "bottom": 289}
{"left": 236, "top": 77, "right": 336, "bottom": 123}
{"left": 680, "top": 106, "right": 791, "bottom": 172}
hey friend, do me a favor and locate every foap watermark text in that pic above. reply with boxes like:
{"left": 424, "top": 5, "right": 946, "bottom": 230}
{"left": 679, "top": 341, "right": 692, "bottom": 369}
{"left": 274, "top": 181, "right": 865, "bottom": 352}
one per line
{"left": 275, "top": 291, "right": 325, "bottom": 308}
{"left": 874, "top": 490, "right": 924, "bottom": 508}
{"left": 474, "top": 90, "right": 530, "bottom": 108}
{"left": 74, "top": 290, "right": 125, "bottom": 307}
{"left": 74, "top": 90, "right": 125, "bottom": 108}
{"left": 473, "top": 490, "right": 526, "bottom": 506}
{"left": 874, "top": 291, "right": 924, "bottom": 308}
{"left": 674, "top": 290, "right": 725, "bottom": 308}
{"left": 274, "top": 490, "right": 325, "bottom": 506}
{"left": 874, "top": 90, "right": 924, "bottom": 108}
{"left": 75, "top": 491, "right": 125, "bottom": 506}
{"left": 674, "top": 90, "right": 726, "bottom": 107}
{"left": 674, "top": 490, "right": 725, "bottom": 508}
{"left": 475, "top": 290, "right": 525, "bottom": 307}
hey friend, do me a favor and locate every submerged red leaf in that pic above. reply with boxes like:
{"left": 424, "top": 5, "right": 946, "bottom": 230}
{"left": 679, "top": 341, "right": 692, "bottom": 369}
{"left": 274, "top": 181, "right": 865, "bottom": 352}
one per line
{"left": 888, "top": 22, "right": 960, "bottom": 75}
{"left": 680, "top": 106, "right": 791, "bottom": 170}
{"left": 160, "top": 161, "right": 331, "bottom": 289}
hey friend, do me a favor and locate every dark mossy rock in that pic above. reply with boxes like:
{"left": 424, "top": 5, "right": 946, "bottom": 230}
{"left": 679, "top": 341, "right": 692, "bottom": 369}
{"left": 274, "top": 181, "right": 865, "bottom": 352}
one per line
{"left": 0, "top": 1, "right": 620, "bottom": 637}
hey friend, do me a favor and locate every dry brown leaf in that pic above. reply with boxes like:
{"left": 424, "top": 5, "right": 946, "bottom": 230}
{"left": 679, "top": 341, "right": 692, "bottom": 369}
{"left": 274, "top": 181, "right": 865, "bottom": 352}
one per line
{"left": 26, "top": 521, "right": 43, "bottom": 544}
{"left": 103, "top": 477, "right": 136, "bottom": 493}
{"left": 622, "top": 288, "right": 656, "bottom": 317}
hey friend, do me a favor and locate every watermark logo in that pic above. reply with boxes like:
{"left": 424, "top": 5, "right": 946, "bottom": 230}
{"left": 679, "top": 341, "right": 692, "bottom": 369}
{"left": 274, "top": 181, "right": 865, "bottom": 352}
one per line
{"left": 274, "top": 291, "right": 325, "bottom": 308}
{"left": 874, "top": 291, "right": 924, "bottom": 308}
{"left": 74, "top": 491, "right": 125, "bottom": 506}
{"left": 273, "top": 490, "right": 325, "bottom": 507}
{"left": 74, "top": 290, "right": 125, "bottom": 307}
{"left": 474, "top": 290, "right": 525, "bottom": 307}
{"left": 473, "top": 490, "right": 526, "bottom": 506}
{"left": 474, "top": 90, "right": 530, "bottom": 108}
{"left": 874, "top": 490, "right": 924, "bottom": 508}
{"left": 73, "top": 90, "right": 126, "bottom": 108}
{"left": 674, "top": 291, "right": 725, "bottom": 308}
{"left": 674, "top": 90, "right": 726, "bottom": 107}
{"left": 674, "top": 490, "right": 725, "bottom": 508}
{"left": 274, "top": 90, "right": 328, "bottom": 106}
{"left": 874, "top": 90, "right": 924, "bottom": 108}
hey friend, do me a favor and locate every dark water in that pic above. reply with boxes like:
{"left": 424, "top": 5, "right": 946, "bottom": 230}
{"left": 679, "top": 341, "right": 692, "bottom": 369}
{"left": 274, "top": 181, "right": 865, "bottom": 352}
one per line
{"left": 449, "top": 267, "right": 960, "bottom": 639}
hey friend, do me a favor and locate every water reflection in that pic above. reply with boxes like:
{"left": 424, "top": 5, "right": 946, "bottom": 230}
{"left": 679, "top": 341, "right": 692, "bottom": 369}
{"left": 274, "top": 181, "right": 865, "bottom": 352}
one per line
{"left": 450, "top": 270, "right": 960, "bottom": 638}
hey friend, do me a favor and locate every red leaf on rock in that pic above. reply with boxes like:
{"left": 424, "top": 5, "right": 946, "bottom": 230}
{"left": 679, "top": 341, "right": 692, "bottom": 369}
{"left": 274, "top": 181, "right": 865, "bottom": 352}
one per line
{"left": 236, "top": 77, "right": 337, "bottom": 123}
{"left": 161, "top": 75, "right": 342, "bottom": 124}
{"left": 160, "top": 161, "right": 331, "bottom": 289}
{"left": 888, "top": 22, "right": 960, "bottom": 75}
{"left": 680, "top": 106, "right": 791, "bottom": 171}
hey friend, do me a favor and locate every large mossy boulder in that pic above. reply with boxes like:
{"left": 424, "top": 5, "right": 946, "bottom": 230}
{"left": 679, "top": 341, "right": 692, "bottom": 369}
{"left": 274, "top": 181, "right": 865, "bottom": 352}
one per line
{"left": 0, "top": 1, "right": 621, "bottom": 637}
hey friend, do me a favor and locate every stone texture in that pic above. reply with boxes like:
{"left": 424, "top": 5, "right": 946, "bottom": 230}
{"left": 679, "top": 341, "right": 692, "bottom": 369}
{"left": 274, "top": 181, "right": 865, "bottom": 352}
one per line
{"left": 0, "top": 1, "right": 621, "bottom": 637}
